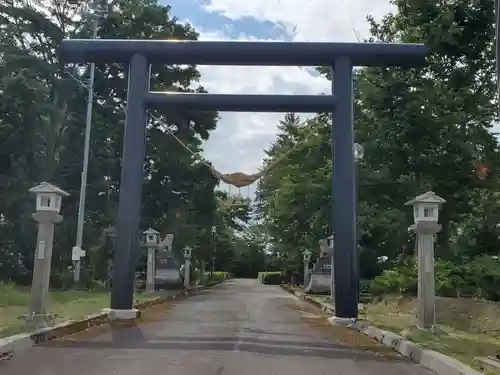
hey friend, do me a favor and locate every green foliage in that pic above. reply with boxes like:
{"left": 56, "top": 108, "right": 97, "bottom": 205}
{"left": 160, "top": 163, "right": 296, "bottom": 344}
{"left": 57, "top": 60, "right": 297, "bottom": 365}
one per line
{"left": 0, "top": 0, "right": 247, "bottom": 286}
{"left": 208, "top": 271, "right": 229, "bottom": 282}
{"left": 359, "top": 279, "right": 372, "bottom": 294}
{"left": 371, "top": 256, "right": 500, "bottom": 301}
{"left": 259, "top": 272, "right": 284, "bottom": 285}
{"left": 3, "top": 0, "right": 500, "bottom": 297}
{"left": 229, "top": 224, "right": 269, "bottom": 278}
{"left": 0, "top": 283, "right": 30, "bottom": 306}
{"left": 258, "top": 271, "right": 282, "bottom": 283}
{"left": 255, "top": 0, "right": 500, "bottom": 297}
{"left": 189, "top": 266, "right": 199, "bottom": 285}
{"left": 370, "top": 261, "right": 418, "bottom": 296}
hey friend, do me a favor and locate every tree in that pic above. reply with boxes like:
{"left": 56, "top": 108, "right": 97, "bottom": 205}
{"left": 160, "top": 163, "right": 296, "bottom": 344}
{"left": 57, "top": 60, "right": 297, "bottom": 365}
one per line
{"left": 0, "top": 0, "right": 224, "bottom": 286}
{"left": 357, "top": 0, "right": 500, "bottom": 259}
{"left": 256, "top": 0, "right": 500, "bottom": 280}
{"left": 230, "top": 224, "right": 268, "bottom": 278}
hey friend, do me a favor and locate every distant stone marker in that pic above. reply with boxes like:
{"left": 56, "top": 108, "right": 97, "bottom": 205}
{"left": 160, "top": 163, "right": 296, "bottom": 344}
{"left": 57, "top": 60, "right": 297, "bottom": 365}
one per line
{"left": 305, "top": 255, "right": 331, "bottom": 295}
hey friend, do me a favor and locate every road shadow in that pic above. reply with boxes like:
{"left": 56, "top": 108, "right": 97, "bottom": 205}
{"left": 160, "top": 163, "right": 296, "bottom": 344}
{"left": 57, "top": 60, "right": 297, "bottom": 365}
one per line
{"left": 108, "top": 321, "right": 146, "bottom": 344}
{"left": 240, "top": 328, "right": 306, "bottom": 337}
{"left": 42, "top": 334, "right": 403, "bottom": 362}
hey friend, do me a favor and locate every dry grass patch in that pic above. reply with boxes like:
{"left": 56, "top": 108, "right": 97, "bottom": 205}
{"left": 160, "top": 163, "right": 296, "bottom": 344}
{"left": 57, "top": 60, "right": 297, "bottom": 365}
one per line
{"left": 286, "top": 300, "right": 400, "bottom": 361}
{"left": 363, "top": 297, "right": 500, "bottom": 374}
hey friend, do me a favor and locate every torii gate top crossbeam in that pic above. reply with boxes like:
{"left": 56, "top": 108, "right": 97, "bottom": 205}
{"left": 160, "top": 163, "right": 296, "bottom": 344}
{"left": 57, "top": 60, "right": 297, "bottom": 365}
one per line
{"left": 59, "top": 39, "right": 426, "bottom": 67}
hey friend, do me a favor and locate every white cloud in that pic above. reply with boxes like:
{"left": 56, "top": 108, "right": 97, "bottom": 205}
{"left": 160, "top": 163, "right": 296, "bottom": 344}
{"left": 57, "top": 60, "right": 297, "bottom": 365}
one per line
{"left": 203, "top": 0, "right": 395, "bottom": 42}
{"left": 191, "top": 1, "right": 395, "bottom": 195}
{"left": 196, "top": 29, "right": 330, "bottom": 177}
{"left": 197, "top": 33, "right": 329, "bottom": 179}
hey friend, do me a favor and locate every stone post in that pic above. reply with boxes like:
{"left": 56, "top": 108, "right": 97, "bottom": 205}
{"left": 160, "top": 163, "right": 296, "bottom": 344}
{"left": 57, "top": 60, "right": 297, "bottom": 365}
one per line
{"left": 200, "top": 259, "right": 206, "bottom": 285}
{"left": 183, "top": 246, "right": 192, "bottom": 290}
{"left": 27, "top": 182, "right": 69, "bottom": 328}
{"left": 405, "top": 191, "right": 446, "bottom": 330}
{"left": 326, "top": 234, "right": 335, "bottom": 298}
{"left": 303, "top": 250, "right": 311, "bottom": 288}
{"left": 104, "top": 225, "right": 116, "bottom": 287}
{"left": 143, "top": 228, "right": 159, "bottom": 293}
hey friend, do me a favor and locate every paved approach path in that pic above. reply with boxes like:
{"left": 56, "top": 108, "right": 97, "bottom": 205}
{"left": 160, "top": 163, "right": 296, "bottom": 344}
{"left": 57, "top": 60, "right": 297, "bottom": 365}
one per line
{"left": 0, "top": 279, "right": 432, "bottom": 375}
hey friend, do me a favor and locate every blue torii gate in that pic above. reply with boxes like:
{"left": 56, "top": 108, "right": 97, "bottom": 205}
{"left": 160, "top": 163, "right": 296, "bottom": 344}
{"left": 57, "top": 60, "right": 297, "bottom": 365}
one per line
{"left": 59, "top": 39, "right": 426, "bottom": 319}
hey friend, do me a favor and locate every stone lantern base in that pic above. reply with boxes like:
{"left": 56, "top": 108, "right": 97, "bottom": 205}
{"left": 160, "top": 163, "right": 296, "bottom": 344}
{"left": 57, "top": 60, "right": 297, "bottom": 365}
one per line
{"left": 328, "top": 316, "right": 358, "bottom": 327}
{"left": 101, "top": 308, "right": 139, "bottom": 320}
{"left": 19, "top": 312, "right": 58, "bottom": 329}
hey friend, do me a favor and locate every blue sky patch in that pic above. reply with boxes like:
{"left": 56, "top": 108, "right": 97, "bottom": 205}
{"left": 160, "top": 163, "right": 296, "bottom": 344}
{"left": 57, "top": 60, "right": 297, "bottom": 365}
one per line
{"left": 160, "top": 0, "right": 293, "bottom": 40}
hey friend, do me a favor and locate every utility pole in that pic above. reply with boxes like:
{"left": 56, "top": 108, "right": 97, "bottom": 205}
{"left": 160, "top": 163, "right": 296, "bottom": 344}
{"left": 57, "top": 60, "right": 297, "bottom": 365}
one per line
{"left": 73, "top": 8, "right": 99, "bottom": 283}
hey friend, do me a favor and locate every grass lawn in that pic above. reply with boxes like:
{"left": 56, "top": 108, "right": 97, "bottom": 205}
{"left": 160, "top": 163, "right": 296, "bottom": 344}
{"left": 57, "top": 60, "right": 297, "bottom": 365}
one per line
{"left": 362, "top": 298, "right": 500, "bottom": 375}
{"left": 0, "top": 283, "right": 153, "bottom": 338}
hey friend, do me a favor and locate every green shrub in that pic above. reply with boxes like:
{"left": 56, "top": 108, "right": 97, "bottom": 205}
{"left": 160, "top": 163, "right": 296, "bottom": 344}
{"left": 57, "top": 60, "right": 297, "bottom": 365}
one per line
{"left": 0, "top": 282, "right": 30, "bottom": 306}
{"left": 370, "top": 255, "right": 500, "bottom": 301}
{"left": 359, "top": 279, "right": 371, "bottom": 294}
{"left": 460, "top": 255, "right": 500, "bottom": 301}
{"left": 190, "top": 267, "right": 199, "bottom": 284}
{"left": 370, "top": 260, "right": 417, "bottom": 296}
{"left": 262, "top": 273, "right": 284, "bottom": 285}
{"left": 208, "top": 271, "right": 229, "bottom": 282}
{"left": 258, "top": 271, "right": 282, "bottom": 284}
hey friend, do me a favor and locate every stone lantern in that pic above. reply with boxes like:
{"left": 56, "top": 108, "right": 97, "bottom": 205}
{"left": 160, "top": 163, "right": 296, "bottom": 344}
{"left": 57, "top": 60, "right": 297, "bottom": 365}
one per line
{"left": 407, "top": 191, "right": 445, "bottom": 225}
{"left": 183, "top": 246, "right": 192, "bottom": 260}
{"left": 144, "top": 227, "right": 159, "bottom": 247}
{"left": 27, "top": 182, "right": 69, "bottom": 327}
{"left": 30, "top": 181, "right": 67, "bottom": 214}
{"left": 405, "top": 191, "right": 446, "bottom": 330}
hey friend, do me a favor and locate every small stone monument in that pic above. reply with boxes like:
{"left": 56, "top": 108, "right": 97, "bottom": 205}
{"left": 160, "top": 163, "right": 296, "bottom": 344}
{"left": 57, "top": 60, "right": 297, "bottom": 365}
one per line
{"left": 163, "top": 233, "right": 174, "bottom": 251}
{"left": 304, "top": 237, "right": 332, "bottom": 294}
{"left": 144, "top": 228, "right": 159, "bottom": 293}
{"left": 154, "top": 233, "right": 181, "bottom": 290}
{"left": 405, "top": 191, "right": 445, "bottom": 330}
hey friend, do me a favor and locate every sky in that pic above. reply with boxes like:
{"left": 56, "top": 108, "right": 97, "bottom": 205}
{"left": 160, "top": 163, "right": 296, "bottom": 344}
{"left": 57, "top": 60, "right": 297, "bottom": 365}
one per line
{"left": 159, "top": 0, "right": 396, "bottom": 196}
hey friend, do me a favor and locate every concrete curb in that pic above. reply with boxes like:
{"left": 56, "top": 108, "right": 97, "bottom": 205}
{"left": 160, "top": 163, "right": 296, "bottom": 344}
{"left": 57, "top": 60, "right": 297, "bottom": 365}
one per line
{"left": 0, "top": 280, "right": 224, "bottom": 359}
{"left": 280, "top": 284, "right": 483, "bottom": 375}
{"left": 281, "top": 285, "right": 335, "bottom": 315}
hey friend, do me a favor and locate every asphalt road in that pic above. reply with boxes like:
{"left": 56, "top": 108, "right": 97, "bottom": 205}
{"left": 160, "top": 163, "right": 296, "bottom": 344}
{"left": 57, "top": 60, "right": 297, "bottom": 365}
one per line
{"left": 0, "top": 279, "right": 433, "bottom": 375}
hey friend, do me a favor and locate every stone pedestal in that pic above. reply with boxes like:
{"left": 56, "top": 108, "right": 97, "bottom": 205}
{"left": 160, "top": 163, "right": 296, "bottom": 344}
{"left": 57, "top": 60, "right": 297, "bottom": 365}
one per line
{"left": 146, "top": 247, "right": 155, "bottom": 292}
{"left": 303, "top": 259, "right": 310, "bottom": 288}
{"left": 330, "top": 254, "right": 334, "bottom": 298}
{"left": 200, "top": 259, "right": 206, "bottom": 285}
{"left": 27, "top": 211, "right": 63, "bottom": 328}
{"left": 184, "top": 259, "right": 191, "bottom": 289}
{"left": 409, "top": 221, "right": 441, "bottom": 329}
{"left": 102, "top": 308, "right": 139, "bottom": 320}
